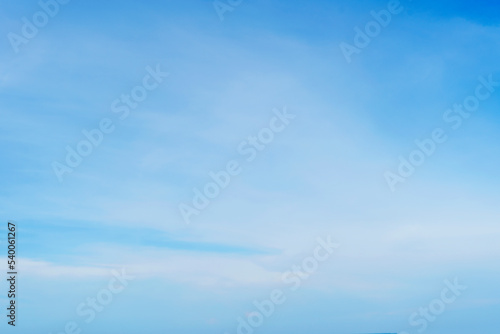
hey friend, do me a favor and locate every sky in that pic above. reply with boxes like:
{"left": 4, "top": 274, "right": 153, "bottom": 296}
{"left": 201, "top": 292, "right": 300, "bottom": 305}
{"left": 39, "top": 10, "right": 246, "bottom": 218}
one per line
{"left": 1, "top": 0, "right": 500, "bottom": 333}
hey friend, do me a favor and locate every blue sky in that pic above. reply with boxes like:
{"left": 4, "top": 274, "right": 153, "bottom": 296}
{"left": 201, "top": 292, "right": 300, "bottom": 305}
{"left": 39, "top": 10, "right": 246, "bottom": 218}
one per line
{"left": 1, "top": 0, "right": 500, "bottom": 333}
